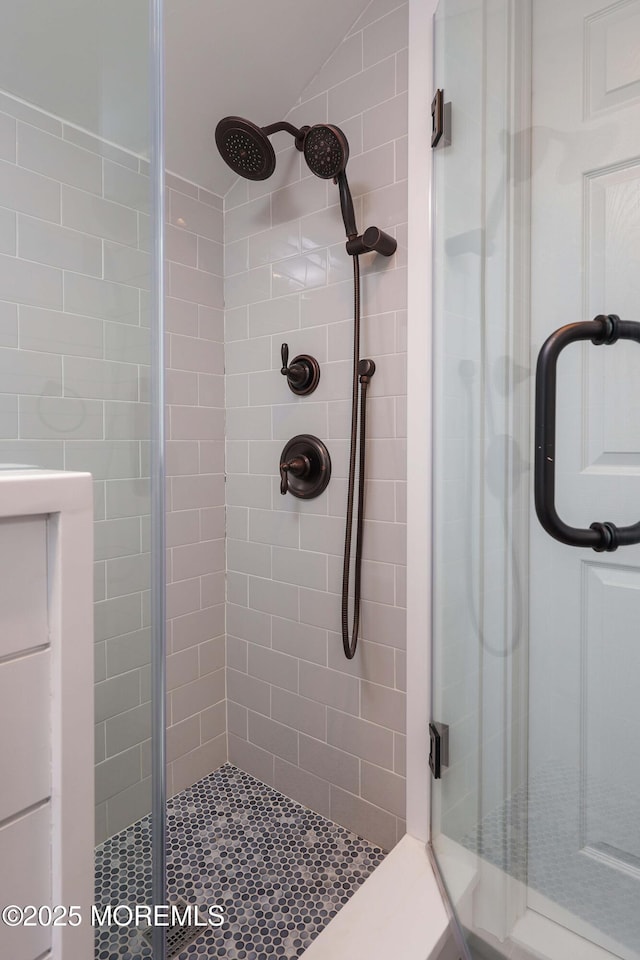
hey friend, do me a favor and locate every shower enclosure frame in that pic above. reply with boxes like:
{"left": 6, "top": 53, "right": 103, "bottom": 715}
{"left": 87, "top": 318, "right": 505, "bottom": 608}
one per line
{"left": 149, "top": 0, "right": 168, "bottom": 956}
{"left": 405, "top": 0, "right": 437, "bottom": 846}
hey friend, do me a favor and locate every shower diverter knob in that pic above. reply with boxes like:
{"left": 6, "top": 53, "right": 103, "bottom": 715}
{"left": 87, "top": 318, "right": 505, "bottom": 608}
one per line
{"left": 280, "top": 343, "right": 321, "bottom": 396}
{"left": 279, "top": 435, "right": 331, "bottom": 500}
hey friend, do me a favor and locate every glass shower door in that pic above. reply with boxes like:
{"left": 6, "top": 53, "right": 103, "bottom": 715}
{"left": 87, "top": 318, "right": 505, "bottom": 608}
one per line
{"left": 0, "top": 2, "right": 166, "bottom": 957}
{"left": 431, "top": 1, "right": 640, "bottom": 958}
{"left": 528, "top": 0, "right": 640, "bottom": 954}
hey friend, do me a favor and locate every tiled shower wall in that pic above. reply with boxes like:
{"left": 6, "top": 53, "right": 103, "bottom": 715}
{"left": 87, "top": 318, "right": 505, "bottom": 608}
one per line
{"left": 0, "top": 91, "right": 226, "bottom": 841}
{"left": 223, "top": 0, "right": 408, "bottom": 851}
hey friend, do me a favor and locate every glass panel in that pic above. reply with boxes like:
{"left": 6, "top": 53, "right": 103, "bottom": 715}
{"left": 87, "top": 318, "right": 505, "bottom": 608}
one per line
{"left": 431, "top": 0, "right": 529, "bottom": 874}
{"left": 0, "top": 3, "right": 164, "bottom": 957}
{"left": 431, "top": 2, "right": 640, "bottom": 959}
{"left": 527, "top": 1, "right": 640, "bottom": 955}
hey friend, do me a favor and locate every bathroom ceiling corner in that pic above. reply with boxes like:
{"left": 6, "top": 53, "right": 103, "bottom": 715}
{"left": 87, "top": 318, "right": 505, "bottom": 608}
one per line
{"left": 165, "top": 0, "right": 373, "bottom": 194}
{"left": 0, "top": 0, "right": 371, "bottom": 195}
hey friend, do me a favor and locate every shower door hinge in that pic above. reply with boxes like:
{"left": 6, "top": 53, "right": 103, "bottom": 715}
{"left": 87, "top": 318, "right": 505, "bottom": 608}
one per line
{"left": 431, "top": 89, "right": 451, "bottom": 148}
{"left": 429, "top": 721, "right": 449, "bottom": 779}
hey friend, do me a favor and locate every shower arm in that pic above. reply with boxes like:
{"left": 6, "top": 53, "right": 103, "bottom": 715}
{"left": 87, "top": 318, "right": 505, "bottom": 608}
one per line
{"left": 261, "top": 121, "right": 309, "bottom": 151}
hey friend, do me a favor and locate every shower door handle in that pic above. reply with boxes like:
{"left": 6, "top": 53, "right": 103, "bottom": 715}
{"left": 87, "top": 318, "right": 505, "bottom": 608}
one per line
{"left": 535, "top": 314, "right": 640, "bottom": 552}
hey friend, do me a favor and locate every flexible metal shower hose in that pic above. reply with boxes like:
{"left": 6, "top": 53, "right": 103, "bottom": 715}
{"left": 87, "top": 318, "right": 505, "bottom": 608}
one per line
{"left": 341, "top": 254, "right": 371, "bottom": 659}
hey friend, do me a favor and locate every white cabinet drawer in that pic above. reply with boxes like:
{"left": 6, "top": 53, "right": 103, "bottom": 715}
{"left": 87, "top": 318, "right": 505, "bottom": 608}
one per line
{"left": 0, "top": 649, "right": 50, "bottom": 823}
{"left": 0, "top": 804, "right": 52, "bottom": 960}
{"left": 0, "top": 516, "right": 48, "bottom": 660}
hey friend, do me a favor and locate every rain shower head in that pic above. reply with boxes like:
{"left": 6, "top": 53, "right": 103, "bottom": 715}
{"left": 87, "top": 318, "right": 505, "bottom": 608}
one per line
{"left": 215, "top": 116, "right": 310, "bottom": 181}
{"left": 215, "top": 116, "right": 276, "bottom": 181}
{"left": 302, "top": 124, "right": 349, "bottom": 180}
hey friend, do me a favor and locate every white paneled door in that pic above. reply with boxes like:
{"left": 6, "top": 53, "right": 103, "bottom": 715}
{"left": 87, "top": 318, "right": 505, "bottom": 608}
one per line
{"left": 530, "top": 0, "right": 640, "bottom": 954}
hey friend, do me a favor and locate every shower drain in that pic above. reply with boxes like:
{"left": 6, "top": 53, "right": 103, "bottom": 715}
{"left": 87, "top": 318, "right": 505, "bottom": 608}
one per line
{"left": 140, "top": 900, "right": 201, "bottom": 957}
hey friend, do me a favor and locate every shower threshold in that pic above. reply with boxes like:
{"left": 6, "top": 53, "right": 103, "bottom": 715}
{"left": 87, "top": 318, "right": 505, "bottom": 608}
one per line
{"left": 94, "top": 763, "right": 385, "bottom": 959}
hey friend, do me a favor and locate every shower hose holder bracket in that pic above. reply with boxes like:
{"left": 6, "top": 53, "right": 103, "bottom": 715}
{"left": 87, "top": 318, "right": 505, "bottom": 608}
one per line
{"left": 345, "top": 225, "right": 397, "bottom": 258}
{"left": 358, "top": 358, "right": 375, "bottom": 383}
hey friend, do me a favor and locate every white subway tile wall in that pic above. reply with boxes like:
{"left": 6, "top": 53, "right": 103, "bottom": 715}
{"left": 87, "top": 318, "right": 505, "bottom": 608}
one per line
{"left": 224, "top": 0, "right": 408, "bottom": 851}
{"left": 0, "top": 92, "right": 226, "bottom": 842}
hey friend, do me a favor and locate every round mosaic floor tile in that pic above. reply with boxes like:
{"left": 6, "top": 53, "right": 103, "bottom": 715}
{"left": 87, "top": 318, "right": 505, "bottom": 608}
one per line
{"left": 95, "top": 763, "right": 385, "bottom": 959}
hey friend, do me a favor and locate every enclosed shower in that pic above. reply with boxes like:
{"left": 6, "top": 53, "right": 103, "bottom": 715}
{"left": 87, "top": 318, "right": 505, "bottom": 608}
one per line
{"left": 1, "top": 1, "right": 638, "bottom": 959}
{"left": 0, "top": 1, "right": 409, "bottom": 958}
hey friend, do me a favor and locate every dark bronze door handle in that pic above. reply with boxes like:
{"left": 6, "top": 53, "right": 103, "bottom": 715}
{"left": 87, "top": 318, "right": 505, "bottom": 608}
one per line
{"left": 535, "top": 313, "right": 640, "bottom": 552}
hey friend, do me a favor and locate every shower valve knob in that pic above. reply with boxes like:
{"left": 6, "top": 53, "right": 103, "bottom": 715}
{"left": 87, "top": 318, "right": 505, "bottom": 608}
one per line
{"left": 279, "top": 435, "right": 331, "bottom": 500}
{"left": 280, "top": 343, "right": 321, "bottom": 396}
{"left": 279, "top": 455, "right": 311, "bottom": 495}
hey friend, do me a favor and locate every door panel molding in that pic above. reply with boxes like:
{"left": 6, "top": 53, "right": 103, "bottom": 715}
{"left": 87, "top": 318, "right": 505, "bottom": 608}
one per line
{"left": 585, "top": 0, "right": 640, "bottom": 117}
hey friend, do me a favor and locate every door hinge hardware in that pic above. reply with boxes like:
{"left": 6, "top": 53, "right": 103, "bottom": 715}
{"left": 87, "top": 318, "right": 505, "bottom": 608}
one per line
{"left": 429, "top": 721, "right": 449, "bottom": 779}
{"left": 431, "top": 89, "right": 451, "bottom": 148}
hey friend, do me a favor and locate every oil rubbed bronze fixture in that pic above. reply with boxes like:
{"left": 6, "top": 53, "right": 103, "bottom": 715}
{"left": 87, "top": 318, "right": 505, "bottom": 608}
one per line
{"left": 280, "top": 343, "right": 320, "bottom": 396}
{"left": 535, "top": 314, "right": 640, "bottom": 552}
{"left": 216, "top": 115, "right": 397, "bottom": 659}
{"left": 279, "top": 435, "right": 331, "bottom": 500}
{"left": 215, "top": 117, "right": 396, "bottom": 255}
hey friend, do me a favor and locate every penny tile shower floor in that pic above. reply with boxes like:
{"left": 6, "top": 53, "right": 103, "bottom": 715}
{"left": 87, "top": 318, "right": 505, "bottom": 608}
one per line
{"left": 95, "top": 763, "right": 386, "bottom": 959}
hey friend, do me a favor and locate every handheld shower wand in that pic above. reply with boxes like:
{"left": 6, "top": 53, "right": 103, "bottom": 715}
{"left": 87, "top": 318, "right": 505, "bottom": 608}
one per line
{"left": 301, "top": 123, "right": 397, "bottom": 254}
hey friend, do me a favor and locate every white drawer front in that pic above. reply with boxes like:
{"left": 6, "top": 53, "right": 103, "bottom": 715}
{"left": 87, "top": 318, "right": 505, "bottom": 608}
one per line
{"left": 0, "top": 650, "right": 50, "bottom": 823}
{"left": 0, "top": 804, "right": 52, "bottom": 960}
{"left": 0, "top": 516, "right": 48, "bottom": 660}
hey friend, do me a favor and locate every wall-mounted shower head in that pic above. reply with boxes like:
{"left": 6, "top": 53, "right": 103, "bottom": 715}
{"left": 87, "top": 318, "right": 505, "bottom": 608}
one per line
{"left": 215, "top": 116, "right": 276, "bottom": 181}
{"left": 215, "top": 116, "right": 309, "bottom": 181}
{"left": 303, "top": 124, "right": 349, "bottom": 180}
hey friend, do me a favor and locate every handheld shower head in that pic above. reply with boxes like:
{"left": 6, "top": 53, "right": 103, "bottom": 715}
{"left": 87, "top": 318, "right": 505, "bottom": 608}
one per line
{"left": 215, "top": 116, "right": 276, "bottom": 181}
{"left": 301, "top": 124, "right": 359, "bottom": 238}
{"left": 302, "top": 124, "right": 349, "bottom": 179}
